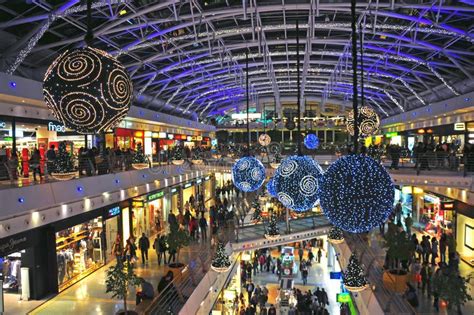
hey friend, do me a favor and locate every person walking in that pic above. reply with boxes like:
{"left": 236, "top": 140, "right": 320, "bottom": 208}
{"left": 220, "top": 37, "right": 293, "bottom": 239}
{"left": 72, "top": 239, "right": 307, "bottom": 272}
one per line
{"left": 46, "top": 144, "right": 56, "bottom": 174}
{"left": 321, "top": 288, "right": 329, "bottom": 306}
{"left": 199, "top": 215, "right": 208, "bottom": 241}
{"left": 317, "top": 248, "right": 322, "bottom": 263}
{"left": 431, "top": 236, "right": 439, "bottom": 266}
{"left": 302, "top": 267, "right": 308, "bottom": 285}
{"left": 439, "top": 233, "right": 447, "bottom": 263}
{"left": 420, "top": 262, "right": 432, "bottom": 297}
{"left": 138, "top": 233, "right": 150, "bottom": 264}
{"left": 30, "top": 149, "right": 42, "bottom": 182}
{"left": 394, "top": 200, "right": 403, "bottom": 225}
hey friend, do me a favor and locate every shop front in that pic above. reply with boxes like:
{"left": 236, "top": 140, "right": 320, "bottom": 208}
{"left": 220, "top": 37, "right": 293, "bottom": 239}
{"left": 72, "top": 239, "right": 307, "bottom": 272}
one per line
{"left": 0, "top": 228, "right": 52, "bottom": 301}
{"left": 55, "top": 216, "right": 105, "bottom": 292}
{"left": 114, "top": 128, "right": 144, "bottom": 150}
{"left": 182, "top": 181, "right": 196, "bottom": 208}
{"left": 203, "top": 175, "right": 214, "bottom": 207}
{"left": 147, "top": 190, "right": 166, "bottom": 234}
{"left": 455, "top": 202, "right": 474, "bottom": 267}
{"left": 170, "top": 186, "right": 182, "bottom": 213}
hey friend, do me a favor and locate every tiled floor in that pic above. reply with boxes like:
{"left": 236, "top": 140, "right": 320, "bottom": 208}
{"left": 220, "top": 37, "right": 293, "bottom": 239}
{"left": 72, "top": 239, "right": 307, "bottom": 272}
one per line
{"left": 28, "top": 239, "right": 211, "bottom": 315}
{"left": 249, "top": 240, "right": 342, "bottom": 314}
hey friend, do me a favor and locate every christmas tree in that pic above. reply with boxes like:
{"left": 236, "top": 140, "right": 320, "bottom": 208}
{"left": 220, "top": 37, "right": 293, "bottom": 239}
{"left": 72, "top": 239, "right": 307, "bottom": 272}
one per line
{"left": 171, "top": 145, "right": 184, "bottom": 161}
{"left": 343, "top": 254, "right": 368, "bottom": 292}
{"left": 132, "top": 143, "right": 148, "bottom": 164}
{"left": 266, "top": 213, "right": 279, "bottom": 237}
{"left": 52, "top": 141, "right": 74, "bottom": 173}
{"left": 252, "top": 201, "right": 262, "bottom": 222}
{"left": 328, "top": 226, "right": 344, "bottom": 244}
{"left": 211, "top": 242, "right": 231, "bottom": 272}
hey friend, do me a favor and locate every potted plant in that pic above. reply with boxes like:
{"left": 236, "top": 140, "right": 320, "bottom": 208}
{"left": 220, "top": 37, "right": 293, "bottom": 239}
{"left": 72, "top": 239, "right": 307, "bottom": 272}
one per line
{"left": 166, "top": 222, "right": 190, "bottom": 268}
{"left": 382, "top": 223, "right": 414, "bottom": 293}
{"left": 131, "top": 143, "right": 149, "bottom": 170}
{"left": 105, "top": 260, "right": 143, "bottom": 315}
{"left": 171, "top": 146, "right": 185, "bottom": 165}
{"left": 50, "top": 141, "right": 76, "bottom": 180}
{"left": 432, "top": 266, "right": 472, "bottom": 313}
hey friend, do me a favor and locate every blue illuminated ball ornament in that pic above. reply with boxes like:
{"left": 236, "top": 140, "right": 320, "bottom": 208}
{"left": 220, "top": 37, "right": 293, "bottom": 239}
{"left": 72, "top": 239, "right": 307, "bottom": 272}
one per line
{"left": 304, "top": 133, "right": 319, "bottom": 150}
{"left": 273, "top": 155, "right": 324, "bottom": 212}
{"left": 232, "top": 157, "right": 265, "bottom": 192}
{"left": 266, "top": 177, "right": 277, "bottom": 197}
{"left": 319, "top": 155, "right": 395, "bottom": 233}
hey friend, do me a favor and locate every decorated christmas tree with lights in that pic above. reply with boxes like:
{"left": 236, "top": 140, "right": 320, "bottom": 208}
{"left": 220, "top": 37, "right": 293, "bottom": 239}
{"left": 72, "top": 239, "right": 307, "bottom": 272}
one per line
{"left": 132, "top": 143, "right": 148, "bottom": 164}
{"left": 52, "top": 141, "right": 74, "bottom": 174}
{"left": 171, "top": 145, "right": 184, "bottom": 161}
{"left": 328, "top": 226, "right": 344, "bottom": 244}
{"left": 252, "top": 201, "right": 262, "bottom": 222}
{"left": 211, "top": 242, "right": 231, "bottom": 272}
{"left": 343, "top": 254, "right": 368, "bottom": 292}
{"left": 266, "top": 213, "right": 279, "bottom": 237}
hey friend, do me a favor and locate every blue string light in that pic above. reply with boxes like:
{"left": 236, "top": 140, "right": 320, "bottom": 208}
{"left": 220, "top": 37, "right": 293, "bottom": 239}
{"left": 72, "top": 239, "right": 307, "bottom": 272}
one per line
{"left": 319, "top": 155, "right": 394, "bottom": 233}
{"left": 232, "top": 156, "right": 265, "bottom": 192}
{"left": 304, "top": 133, "right": 319, "bottom": 150}
{"left": 266, "top": 177, "right": 277, "bottom": 197}
{"left": 273, "top": 155, "right": 324, "bottom": 212}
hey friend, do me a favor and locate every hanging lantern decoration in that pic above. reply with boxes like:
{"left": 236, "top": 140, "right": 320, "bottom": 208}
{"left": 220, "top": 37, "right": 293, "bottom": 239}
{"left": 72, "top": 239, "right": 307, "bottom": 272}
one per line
{"left": 273, "top": 155, "right": 324, "bottom": 212}
{"left": 319, "top": 155, "right": 394, "bottom": 233}
{"left": 343, "top": 254, "right": 368, "bottom": 292}
{"left": 346, "top": 106, "right": 380, "bottom": 138}
{"left": 304, "top": 133, "right": 319, "bottom": 150}
{"left": 327, "top": 227, "right": 344, "bottom": 244}
{"left": 258, "top": 133, "right": 271, "bottom": 147}
{"left": 266, "top": 177, "right": 277, "bottom": 197}
{"left": 211, "top": 242, "right": 232, "bottom": 273}
{"left": 232, "top": 157, "right": 265, "bottom": 192}
{"left": 43, "top": 47, "right": 133, "bottom": 134}
{"left": 264, "top": 213, "right": 280, "bottom": 240}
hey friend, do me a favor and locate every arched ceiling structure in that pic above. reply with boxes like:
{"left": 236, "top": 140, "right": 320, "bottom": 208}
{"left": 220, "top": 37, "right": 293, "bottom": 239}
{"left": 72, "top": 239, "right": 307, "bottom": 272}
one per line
{"left": 0, "top": 0, "right": 473, "bottom": 121}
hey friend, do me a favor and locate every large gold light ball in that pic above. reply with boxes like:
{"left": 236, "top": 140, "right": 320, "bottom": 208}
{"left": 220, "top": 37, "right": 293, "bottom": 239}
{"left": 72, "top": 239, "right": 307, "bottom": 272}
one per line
{"left": 346, "top": 106, "right": 380, "bottom": 137}
{"left": 43, "top": 47, "right": 133, "bottom": 134}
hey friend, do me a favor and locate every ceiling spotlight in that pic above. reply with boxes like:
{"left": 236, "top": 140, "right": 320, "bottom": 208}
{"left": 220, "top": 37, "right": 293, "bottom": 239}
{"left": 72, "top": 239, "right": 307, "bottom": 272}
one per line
{"left": 119, "top": 9, "right": 127, "bottom": 16}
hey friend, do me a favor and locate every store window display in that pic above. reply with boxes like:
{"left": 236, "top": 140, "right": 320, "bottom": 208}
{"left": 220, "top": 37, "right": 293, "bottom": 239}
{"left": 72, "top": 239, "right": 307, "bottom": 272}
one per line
{"left": 56, "top": 218, "right": 104, "bottom": 291}
{"left": 1, "top": 252, "right": 23, "bottom": 293}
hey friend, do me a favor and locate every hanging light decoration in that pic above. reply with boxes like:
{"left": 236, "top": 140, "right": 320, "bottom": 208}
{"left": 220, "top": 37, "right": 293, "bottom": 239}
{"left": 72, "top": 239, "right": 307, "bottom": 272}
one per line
{"left": 304, "top": 133, "right": 319, "bottom": 150}
{"left": 274, "top": 155, "right": 323, "bottom": 212}
{"left": 343, "top": 254, "right": 368, "bottom": 292}
{"left": 231, "top": 53, "right": 265, "bottom": 193}
{"left": 346, "top": 106, "right": 380, "bottom": 138}
{"left": 327, "top": 226, "right": 345, "bottom": 244}
{"left": 273, "top": 21, "right": 324, "bottom": 212}
{"left": 43, "top": 1, "right": 132, "bottom": 134}
{"left": 258, "top": 133, "right": 271, "bottom": 147}
{"left": 266, "top": 177, "right": 277, "bottom": 197}
{"left": 319, "top": 155, "right": 394, "bottom": 233}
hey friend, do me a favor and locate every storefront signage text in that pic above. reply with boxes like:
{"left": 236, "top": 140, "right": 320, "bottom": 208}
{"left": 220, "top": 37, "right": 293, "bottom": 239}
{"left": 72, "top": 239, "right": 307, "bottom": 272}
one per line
{"left": 454, "top": 122, "right": 466, "bottom": 131}
{"left": 441, "top": 201, "right": 455, "bottom": 211}
{"left": 171, "top": 187, "right": 178, "bottom": 194}
{"left": 48, "top": 121, "right": 66, "bottom": 132}
{"left": 132, "top": 201, "right": 144, "bottom": 207}
{"left": 204, "top": 176, "right": 211, "bottom": 181}
{"left": 336, "top": 293, "right": 351, "bottom": 303}
{"left": 0, "top": 236, "right": 27, "bottom": 255}
{"left": 108, "top": 206, "right": 121, "bottom": 217}
{"left": 385, "top": 132, "right": 398, "bottom": 138}
{"left": 184, "top": 182, "right": 193, "bottom": 188}
{"left": 196, "top": 179, "right": 202, "bottom": 184}
{"left": 148, "top": 191, "right": 164, "bottom": 201}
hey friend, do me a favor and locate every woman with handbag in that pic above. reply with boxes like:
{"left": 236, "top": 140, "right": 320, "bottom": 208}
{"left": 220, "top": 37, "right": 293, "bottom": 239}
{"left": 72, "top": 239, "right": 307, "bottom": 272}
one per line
{"left": 30, "top": 149, "right": 42, "bottom": 181}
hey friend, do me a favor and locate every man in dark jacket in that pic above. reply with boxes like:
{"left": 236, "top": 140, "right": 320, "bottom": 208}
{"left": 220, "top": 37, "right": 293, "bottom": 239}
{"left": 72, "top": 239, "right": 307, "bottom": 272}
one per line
{"left": 138, "top": 233, "right": 150, "bottom": 264}
{"left": 199, "top": 215, "right": 208, "bottom": 241}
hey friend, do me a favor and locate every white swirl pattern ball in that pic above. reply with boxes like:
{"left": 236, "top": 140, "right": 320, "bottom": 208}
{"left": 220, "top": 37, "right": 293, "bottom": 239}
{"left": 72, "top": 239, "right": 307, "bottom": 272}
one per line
{"left": 273, "top": 155, "right": 324, "bottom": 212}
{"left": 232, "top": 157, "right": 266, "bottom": 192}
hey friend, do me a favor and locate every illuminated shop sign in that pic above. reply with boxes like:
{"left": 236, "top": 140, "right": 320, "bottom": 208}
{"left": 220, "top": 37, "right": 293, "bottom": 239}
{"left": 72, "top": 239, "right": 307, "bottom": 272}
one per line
{"left": 147, "top": 191, "right": 164, "bottom": 201}
{"left": 440, "top": 201, "right": 455, "bottom": 211}
{"left": 196, "top": 179, "right": 202, "bottom": 184}
{"left": 204, "top": 176, "right": 211, "bottom": 181}
{"left": 454, "top": 123, "right": 466, "bottom": 131}
{"left": 48, "top": 121, "right": 66, "bottom": 132}
{"left": 336, "top": 293, "right": 351, "bottom": 303}
{"left": 385, "top": 132, "right": 398, "bottom": 138}
{"left": 108, "top": 206, "right": 120, "bottom": 217}
{"left": 171, "top": 187, "right": 178, "bottom": 194}
{"left": 183, "top": 182, "right": 193, "bottom": 189}
{"left": 132, "top": 200, "right": 144, "bottom": 207}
